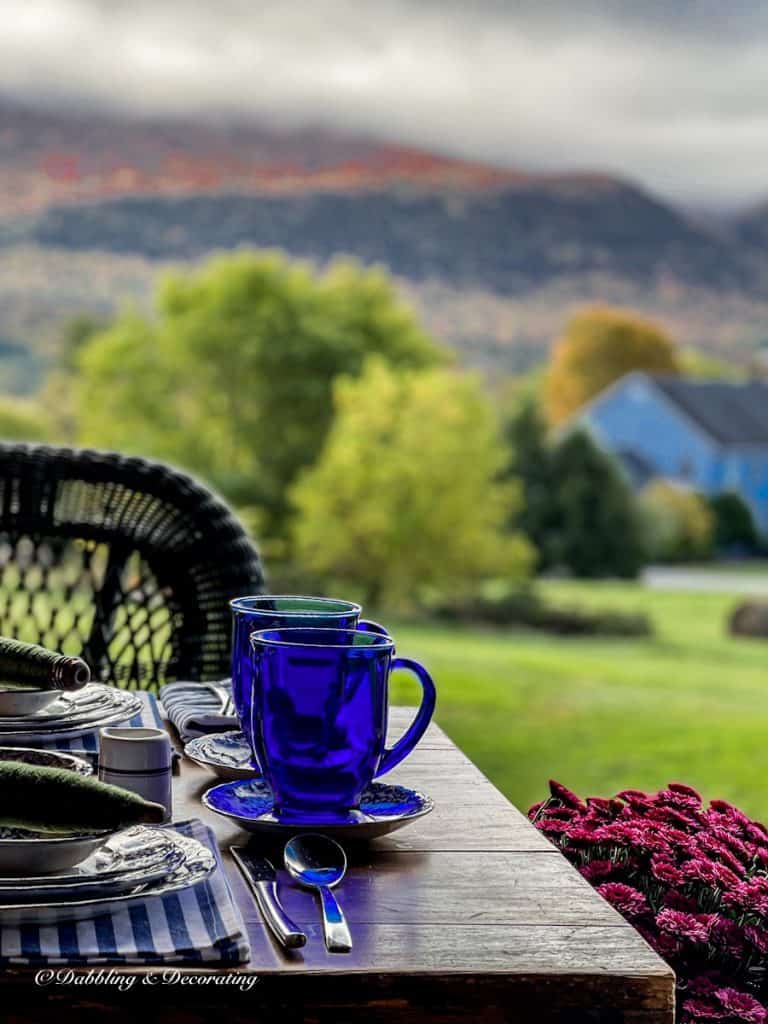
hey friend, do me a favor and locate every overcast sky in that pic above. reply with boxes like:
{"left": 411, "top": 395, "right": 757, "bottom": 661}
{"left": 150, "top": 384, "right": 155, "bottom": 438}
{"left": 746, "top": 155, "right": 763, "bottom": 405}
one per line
{"left": 1, "top": 0, "right": 767, "bottom": 208}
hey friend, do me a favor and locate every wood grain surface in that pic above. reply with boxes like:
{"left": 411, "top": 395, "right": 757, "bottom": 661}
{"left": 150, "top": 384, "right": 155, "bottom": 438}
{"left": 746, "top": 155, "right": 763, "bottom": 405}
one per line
{"left": 0, "top": 708, "right": 675, "bottom": 1023}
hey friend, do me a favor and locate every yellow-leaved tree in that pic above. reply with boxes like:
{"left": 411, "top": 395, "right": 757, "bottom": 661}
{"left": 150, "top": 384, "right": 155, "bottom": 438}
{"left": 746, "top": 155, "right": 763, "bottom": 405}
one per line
{"left": 544, "top": 306, "right": 680, "bottom": 426}
{"left": 291, "top": 358, "right": 534, "bottom": 608}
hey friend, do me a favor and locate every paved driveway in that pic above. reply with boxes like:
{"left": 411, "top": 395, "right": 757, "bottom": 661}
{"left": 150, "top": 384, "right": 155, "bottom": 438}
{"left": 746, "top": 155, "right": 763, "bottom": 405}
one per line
{"left": 643, "top": 566, "right": 768, "bottom": 595}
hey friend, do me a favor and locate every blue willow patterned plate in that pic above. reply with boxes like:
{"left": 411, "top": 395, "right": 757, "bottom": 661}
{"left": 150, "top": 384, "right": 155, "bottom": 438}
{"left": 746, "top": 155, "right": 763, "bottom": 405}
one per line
{"left": 202, "top": 779, "right": 434, "bottom": 841}
{"left": 184, "top": 730, "right": 259, "bottom": 781}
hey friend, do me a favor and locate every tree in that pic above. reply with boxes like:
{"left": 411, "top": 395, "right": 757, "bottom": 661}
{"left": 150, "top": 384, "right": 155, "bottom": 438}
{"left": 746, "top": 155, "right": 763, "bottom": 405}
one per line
{"left": 639, "top": 481, "right": 714, "bottom": 562}
{"left": 291, "top": 359, "right": 534, "bottom": 607}
{"left": 544, "top": 306, "right": 680, "bottom": 425}
{"left": 549, "top": 430, "right": 646, "bottom": 578}
{"left": 708, "top": 492, "right": 758, "bottom": 554}
{"left": 74, "top": 252, "right": 442, "bottom": 535}
{"left": 502, "top": 398, "right": 559, "bottom": 570}
{"left": 0, "top": 398, "right": 51, "bottom": 441}
{"left": 59, "top": 314, "right": 108, "bottom": 372}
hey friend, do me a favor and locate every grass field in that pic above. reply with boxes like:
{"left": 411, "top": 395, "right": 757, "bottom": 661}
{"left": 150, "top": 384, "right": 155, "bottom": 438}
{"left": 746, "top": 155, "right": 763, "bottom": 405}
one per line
{"left": 387, "top": 579, "right": 768, "bottom": 821}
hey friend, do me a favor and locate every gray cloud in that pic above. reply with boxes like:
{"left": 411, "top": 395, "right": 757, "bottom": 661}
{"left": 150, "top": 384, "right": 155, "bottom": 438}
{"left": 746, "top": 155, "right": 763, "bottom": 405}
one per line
{"left": 0, "top": 0, "right": 766, "bottom": 206}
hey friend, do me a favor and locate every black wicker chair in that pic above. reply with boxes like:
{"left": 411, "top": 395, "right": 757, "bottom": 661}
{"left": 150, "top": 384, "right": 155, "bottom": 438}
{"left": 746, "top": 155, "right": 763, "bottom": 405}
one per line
{"left": 0, "top": 444, "right": 265, "bottom": 689}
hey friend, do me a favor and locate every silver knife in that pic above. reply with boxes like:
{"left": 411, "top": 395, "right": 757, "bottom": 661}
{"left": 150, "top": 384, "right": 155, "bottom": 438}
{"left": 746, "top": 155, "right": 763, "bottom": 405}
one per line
{"left": 231, "top": 847, "right": 306, "bottom": 949}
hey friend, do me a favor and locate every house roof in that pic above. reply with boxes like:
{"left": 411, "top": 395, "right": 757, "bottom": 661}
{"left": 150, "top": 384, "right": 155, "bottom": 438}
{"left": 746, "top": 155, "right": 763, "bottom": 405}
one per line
{"left": 649, "top": 375, "right": 768, "bottom": 446}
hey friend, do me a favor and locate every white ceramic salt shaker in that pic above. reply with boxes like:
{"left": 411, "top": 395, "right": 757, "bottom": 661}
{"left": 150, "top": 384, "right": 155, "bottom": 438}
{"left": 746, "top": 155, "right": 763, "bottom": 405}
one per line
{"left": 98, "top": 727, "right": 173, "bottom": 822}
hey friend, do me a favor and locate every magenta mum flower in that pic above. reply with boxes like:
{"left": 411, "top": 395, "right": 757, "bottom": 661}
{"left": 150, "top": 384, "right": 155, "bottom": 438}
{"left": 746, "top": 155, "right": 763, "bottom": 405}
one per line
{"left": 714, "top": 988, "right": 767, "bottom": 1024}
{"left": 669, "top": 783, "right": 703, "bottom": 801}
{"left": 533, "top": 817, "right": 570, "bottom": 836}
{"left": 650, "top": 855, "right": 686, "bottom": 887}
{"left": 548, "top": 780, "right": 586, "bottom": 810}
{"left": 682, "top": 996, "right": 728, "bottom": 1021}
{"left": 578, "top": 859, "right": 618, "bottom": 883}
{"left": 659, "top": 787, "right": 703, "bottom": 814}
{"left": 595, "top": 882, "right": 649, "bottom": 919}
{"left": 656, "top": 908, "right": 712, "bottom": 944}
{"left": 681, "top": 858, "right": 740, "bottom": 890}
{"left": 529, "top": 782, "right": 768, "bottom": 1015}
{"left": 723, "top": 878, "right": 768, "bottom": 918}
{"left": 709, "top": 916, "right": 746, "bottom": 958}
{"left": 744, "top": 925, "right": 768, "bottom": 955}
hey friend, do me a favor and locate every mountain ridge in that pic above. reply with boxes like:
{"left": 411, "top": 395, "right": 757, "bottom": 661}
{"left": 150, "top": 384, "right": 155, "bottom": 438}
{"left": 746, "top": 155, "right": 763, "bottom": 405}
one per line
{"left": 0, "top": 99, "right": 766, "bottom": 391}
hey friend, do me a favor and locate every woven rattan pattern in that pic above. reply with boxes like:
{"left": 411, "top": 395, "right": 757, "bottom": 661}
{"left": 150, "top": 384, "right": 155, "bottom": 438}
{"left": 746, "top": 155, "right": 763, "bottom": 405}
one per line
{"left": 0, "top": 445, "right": 265, "bottom": 690}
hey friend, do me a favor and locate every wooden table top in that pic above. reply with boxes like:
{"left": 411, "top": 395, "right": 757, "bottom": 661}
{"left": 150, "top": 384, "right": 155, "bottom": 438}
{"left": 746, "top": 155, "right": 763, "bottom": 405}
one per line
{"left": 174, "top": 708, "right": 674, "bottom": 1022}
{"left": 3, "top": 709, "right": 676, "bottom": 1023}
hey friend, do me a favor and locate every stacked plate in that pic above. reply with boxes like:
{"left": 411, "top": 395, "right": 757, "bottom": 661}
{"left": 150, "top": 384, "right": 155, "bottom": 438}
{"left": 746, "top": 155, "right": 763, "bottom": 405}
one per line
{"left": 0, "top": 824, "right": 215, "bottom": 924}
{"left": 0, "top": 748, "right": 215, "bottom": 924}
{"left": 0, "top": 683, "right": 142, "bottom": 745}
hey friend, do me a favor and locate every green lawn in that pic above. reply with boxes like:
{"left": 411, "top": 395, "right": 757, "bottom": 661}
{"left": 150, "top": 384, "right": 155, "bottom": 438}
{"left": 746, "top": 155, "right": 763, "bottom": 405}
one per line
{"left": 387, "top": 580, "right": 768, "bottom": 821}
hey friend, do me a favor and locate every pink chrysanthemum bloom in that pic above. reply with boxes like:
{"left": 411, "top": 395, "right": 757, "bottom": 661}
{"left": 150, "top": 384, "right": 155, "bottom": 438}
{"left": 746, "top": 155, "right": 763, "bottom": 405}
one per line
{"left": 578, "top": 859, "right": 617, "bottom": 883}
{"left": 706, "top": 826, "right": 753, "bottom": 863}
{"left": 744, "top": 925, "right": 768, "bottom": 955}
{"left": 533, "top": 817, "right": 570, "bottom": 836}
{"left": 548, "top": 780, "right": 586, "bottom": 810}
{"left": 709, "top": 916, "right": 746, "bottom": 958}
{"left": 595, "top": 882, "right": 649, "bottom": 919}
{"left": 681, "top": 858, "right": 740, "bottom": 890}
{"left": 656, "top": 908, "right": 713, "bottom": 944}
{"left": 650, "top": 855, "right": 686, "bottom": 887}
{"left": 692, "top": 834, "right": 747, "bottom": 877}
{"left": 663, "top": 891, "right": 700, "bottom": 915}
{"left": 723, "top": 879, "right": 768, "bottom": 918}
{"left": 709, "top": 800, "right": 753, "bottom": 831}
{"left": 714, "top": 987, "right": 767, "bottom": 1024}
{"left": 682, "top": 996, "right": 728, "bottom": 1021}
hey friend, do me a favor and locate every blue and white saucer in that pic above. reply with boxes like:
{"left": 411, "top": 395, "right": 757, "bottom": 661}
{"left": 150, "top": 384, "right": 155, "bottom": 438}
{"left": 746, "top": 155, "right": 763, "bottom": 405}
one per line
{"left": 184, "top": 731, "right": 259, "bottom": 781}
{"left": 202, "top": 779, "right": 434, "bottom": 841}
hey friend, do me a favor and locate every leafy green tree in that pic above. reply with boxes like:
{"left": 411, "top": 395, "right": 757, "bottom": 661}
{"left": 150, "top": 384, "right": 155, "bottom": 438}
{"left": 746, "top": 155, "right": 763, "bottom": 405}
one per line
{"left": 545, "top": 306, "right": 679, "bottom": 425}
{"left": 709, "top": 492, "right": 757, "bottom": 554}
{"left": 291, "top": 359, "right": 534, "bottom": 607}
{"left": 639, "top": 480, "right": 714, "bottom": 563}
{"left": 0, "top": 398, "right": 51, "bottom": 441}
{"left": 59, "top": 314, "right": 108, "bottom": 372}
{"left": 503, "top": 398, "right": 559, "bottom": 570}
{"left": 74, "top": 252, "right": 442, "bottom": 535}
{"left": 549, "top": 430, "right": 646, "bottom": 578}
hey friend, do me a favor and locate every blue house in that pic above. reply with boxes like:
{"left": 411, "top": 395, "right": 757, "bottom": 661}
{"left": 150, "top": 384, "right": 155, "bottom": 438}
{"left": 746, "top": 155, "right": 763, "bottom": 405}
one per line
{"left": 574, "top": 372, "right": 768, "bottom": 532}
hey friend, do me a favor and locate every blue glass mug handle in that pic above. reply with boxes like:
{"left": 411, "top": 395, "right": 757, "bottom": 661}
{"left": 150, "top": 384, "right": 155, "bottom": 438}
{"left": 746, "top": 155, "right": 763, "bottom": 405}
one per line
{"left": 358, "top": 619, "right": 389, "bottom": 636}
{"left": 376, "top": 657, "right": 437, "bottom": 777}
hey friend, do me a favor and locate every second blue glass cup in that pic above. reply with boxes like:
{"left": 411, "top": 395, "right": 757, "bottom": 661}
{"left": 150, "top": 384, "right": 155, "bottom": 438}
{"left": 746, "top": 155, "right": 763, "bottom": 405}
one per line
{"left": 229, "top": 595, "right": 387, "bottom": 745}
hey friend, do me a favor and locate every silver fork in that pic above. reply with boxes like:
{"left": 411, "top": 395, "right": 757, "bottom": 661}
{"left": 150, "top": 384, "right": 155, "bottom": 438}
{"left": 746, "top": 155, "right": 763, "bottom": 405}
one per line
{"left": 209, "top": 684, "right": 235, "bottom": 718}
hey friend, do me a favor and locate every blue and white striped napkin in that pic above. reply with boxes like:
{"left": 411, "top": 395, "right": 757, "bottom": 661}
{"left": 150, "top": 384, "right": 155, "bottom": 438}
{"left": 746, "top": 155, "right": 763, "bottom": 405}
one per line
{"left": 159, "top": 681, "right": 238, "bottom": 742}
{"left": 0, "top": 819, "right": 250, "bottom": 965}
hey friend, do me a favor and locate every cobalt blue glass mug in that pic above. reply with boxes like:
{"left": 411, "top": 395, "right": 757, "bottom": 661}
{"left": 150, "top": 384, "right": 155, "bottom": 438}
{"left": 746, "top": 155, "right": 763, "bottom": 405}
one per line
{"left": 229, "top": 596, "right": 388, "bottom": 744}
{"left": 247, "top": 627, "right": 436, "bottom": 820}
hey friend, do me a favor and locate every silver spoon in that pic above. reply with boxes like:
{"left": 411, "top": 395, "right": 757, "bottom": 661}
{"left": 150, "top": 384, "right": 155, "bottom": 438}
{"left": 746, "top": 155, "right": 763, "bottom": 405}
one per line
{"left": 284, "top": 834, "right": 352, "bottom": 953}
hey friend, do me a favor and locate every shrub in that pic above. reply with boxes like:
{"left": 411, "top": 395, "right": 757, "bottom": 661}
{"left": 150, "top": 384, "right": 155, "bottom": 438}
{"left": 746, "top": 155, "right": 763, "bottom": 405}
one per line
{"left": 530, "top": 780, "right": 768, "bottom": 1023}
{"left": 429, "top": 586, "right": 652, "bottom": 637}
{"left": 709, "top": 493, "right": 759, "bottom": 555}
{"left": 640, "top": 480, "right": 714, "bottom": 562}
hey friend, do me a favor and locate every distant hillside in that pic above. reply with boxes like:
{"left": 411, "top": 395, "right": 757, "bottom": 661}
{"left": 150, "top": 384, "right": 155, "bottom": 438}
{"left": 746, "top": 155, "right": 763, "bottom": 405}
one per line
{"left": 735, "top": 201, "right": 768, "bottom": 249}
{"left": 0, "top": 98, "right": 767, "bottom": 391}
{"left": 0, "top": 97, "right": 527, "bottom": 215}
{"left": 3, "top": 180, "right": 754, "bottom": 293}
